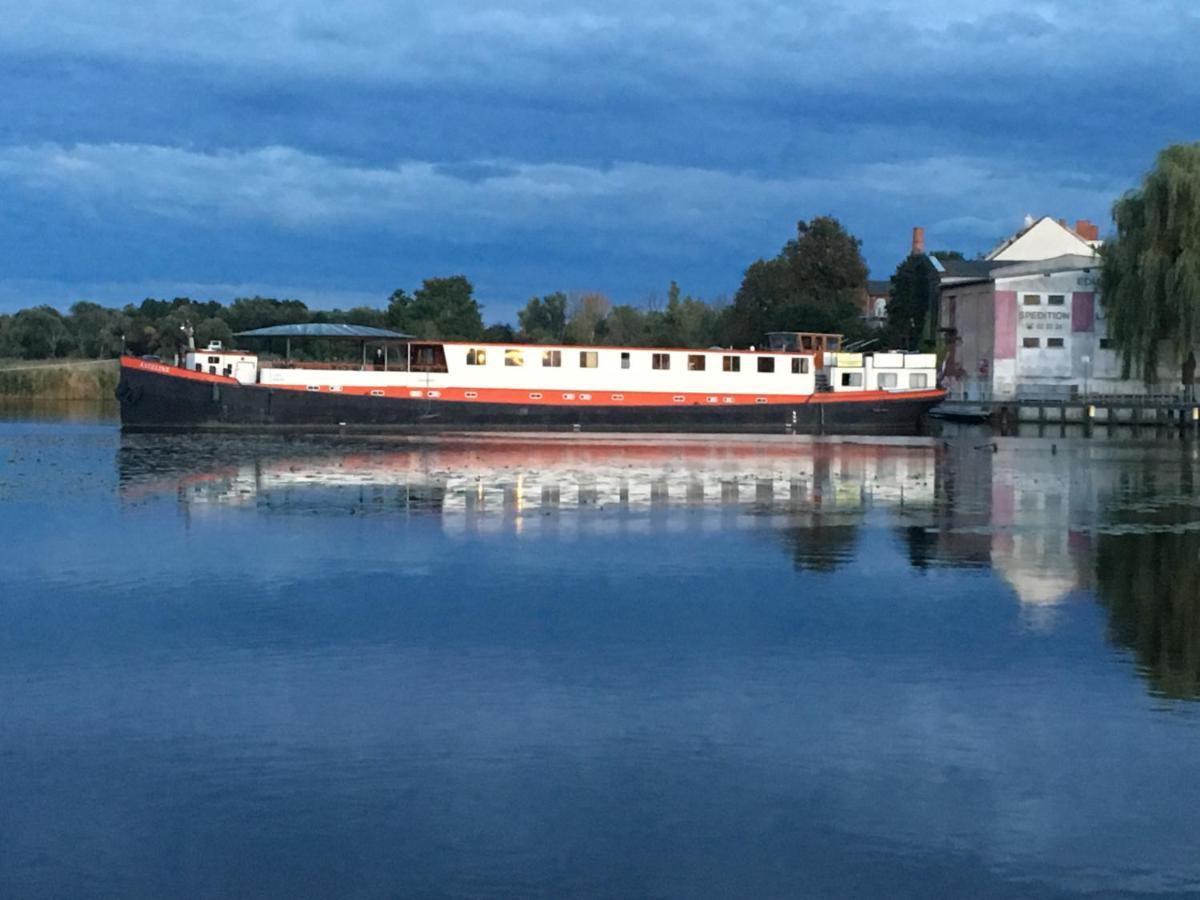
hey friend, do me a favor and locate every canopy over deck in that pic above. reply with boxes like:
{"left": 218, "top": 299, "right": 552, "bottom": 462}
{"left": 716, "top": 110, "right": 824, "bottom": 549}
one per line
{"left": 234, "top": 323, "right": 413, "bottom": 366}
{"left": 234, "top": 324, "right": 411, "bottom": 340}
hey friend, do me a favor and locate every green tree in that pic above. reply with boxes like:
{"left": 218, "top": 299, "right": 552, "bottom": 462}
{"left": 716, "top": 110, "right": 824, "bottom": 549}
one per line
{"left": 483, "top": 322, "right": 516, "bottom": 342}
{"left": 224, "top": 297, "right": 311, "bottom": 334}
{"left": 10, "top": 306, "right": 74, "bottom": 359}
{"left": 661, "top": 281, "right": 721, "bottom": 347}
{"left": 517, "top": 292, "right": 567, "bottom": 342}
{"left": 196, "top": 316, "right": 234, "bottom": 350}
{"left": 1101, "top": 143, "right": 1200, "bottom": 382}
{"left": 387, "top": 276, "right": 483, "bottom": 339}
{"left": 725, "top": 216, "right": 869, "bottom": 346}
{"left": 67, "top": 301, "right": 128, "bottom": 358}
{"left": 885, "top": 255, "right": 940, "bottom": 350}
{"left": 564, "top": 292, "right": 611, "bottom": 344}
{"left": 604, "top": 305, "right": 651, "bottom": 346}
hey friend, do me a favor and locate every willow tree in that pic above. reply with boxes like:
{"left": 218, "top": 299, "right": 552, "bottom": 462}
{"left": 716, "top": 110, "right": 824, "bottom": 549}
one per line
{"left": 1101, "top": 143, "right": 1200, "bottom": 383}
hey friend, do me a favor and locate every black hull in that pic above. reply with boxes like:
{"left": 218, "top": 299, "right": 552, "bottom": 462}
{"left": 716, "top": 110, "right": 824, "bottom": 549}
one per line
{"left": 117, "top": 366, "right": 943, "bottom": 435}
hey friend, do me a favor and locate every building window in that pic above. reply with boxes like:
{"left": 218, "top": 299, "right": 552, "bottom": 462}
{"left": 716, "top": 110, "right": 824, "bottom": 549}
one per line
{"left": 620, "top": 352, "right": 630, "bottom": 369}
{"left": 1023, "top": 337, "right": 1040, "bottom": 348}
{"left": 505, "top": 349, "right": 524, "bottom": 367}
{"left": 466, "top": 348, "right": 487, "bottom": 365}
{"left": 792, "top": 357, "right": 810, "bottom": 375}
{"left": 1023, "top": 295, "right": 1041, "bottom": 306}
{"left": 652, "top": 353, "right": 670, "bottom": 370}
{"left": 579, "top": 351, "right": 599, "bottom": 368}
{"left": 687, "top": 354, "right": 706, "bottom": 371}
{"left": 757, "top": 357, "right": 775, "bottom": 373}
{"left": 542, "top": 350, "right": 561, "bottom": 367}
{"left": 208, "top": 355, "right": 220, "bottom": 364}
{"left": 1048, "top": 295, "right": 1066, "bottom": 306}
{"left": 1047, "top": 338, "right": 1065, "bottom": 348}
{"left": 840, "top": 372, "right": 863, "bottom": 387}
{"left": 1099, "top": 338, "right": 1114, "bottom": 349}
{"left": 878, "top": 372, "right": 898, "bottom": 388}
{"left": 909, "top": 373, "right": 928, "bottom": 388}
{"left": 722, "top": 355, "right": 740, "bottom": 372}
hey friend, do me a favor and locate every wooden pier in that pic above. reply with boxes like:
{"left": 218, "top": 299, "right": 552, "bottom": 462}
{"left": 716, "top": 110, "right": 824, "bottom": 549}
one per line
{"left": 934, "top": 396, "right": 1200, "bottom": 434}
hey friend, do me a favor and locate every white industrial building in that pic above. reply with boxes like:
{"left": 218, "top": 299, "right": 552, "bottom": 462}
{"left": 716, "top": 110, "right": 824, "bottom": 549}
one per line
{"left": 936, "top": 216, "right": 1184, "bottom": 402}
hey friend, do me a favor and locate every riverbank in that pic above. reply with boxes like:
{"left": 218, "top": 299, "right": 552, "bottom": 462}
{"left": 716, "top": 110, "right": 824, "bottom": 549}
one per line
{"left": 0, "top": 359, "right": 119, "bottom": 401}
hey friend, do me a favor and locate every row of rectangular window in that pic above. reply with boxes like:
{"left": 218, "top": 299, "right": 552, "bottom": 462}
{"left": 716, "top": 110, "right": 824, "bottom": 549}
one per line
{"left": 839, "top": 372, "right": 929, "bottom": 388}
{"left": 1023, "top": 294, "right": 1067, "bottom": 306}
{"left": 1022, "top": 337, "right": 1066, "bottom": 348}
{"left": 467, "top": 348, "right": 810, "bottom": 374}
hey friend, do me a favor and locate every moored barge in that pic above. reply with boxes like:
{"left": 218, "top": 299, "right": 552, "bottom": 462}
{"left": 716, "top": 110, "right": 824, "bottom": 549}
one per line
{"left": 116, "top": 326, "right": 946, "bottom": 434}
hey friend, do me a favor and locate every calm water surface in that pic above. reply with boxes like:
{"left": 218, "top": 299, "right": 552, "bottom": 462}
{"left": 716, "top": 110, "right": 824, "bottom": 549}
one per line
{"left": 2, "top": 410, "right": 1200, "bottom": 898}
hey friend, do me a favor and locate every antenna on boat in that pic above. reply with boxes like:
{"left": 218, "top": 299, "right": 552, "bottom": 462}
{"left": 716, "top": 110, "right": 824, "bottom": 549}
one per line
{"left": 180, "top": 321, "right": 195, "bottom": 350}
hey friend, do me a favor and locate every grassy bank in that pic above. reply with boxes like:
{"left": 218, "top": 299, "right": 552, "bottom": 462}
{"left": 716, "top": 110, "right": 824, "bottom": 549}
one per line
{"left": 0, "top": 359, "right": 120, "bottom": 401}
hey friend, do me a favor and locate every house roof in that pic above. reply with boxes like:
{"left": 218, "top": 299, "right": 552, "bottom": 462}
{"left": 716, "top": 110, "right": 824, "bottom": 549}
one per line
{"left": 866, "top": 279, "right": 891, "bottom": 295}
{"left": 234, "top": 324, "right": 412, "bottom": 340}
{"left": 985, "top": 215, "right": 1099, "bottom": 262}
{"left": 936, "top": 258, "right": 1000, "bottom": 281}
{"left": 987, "top": 254, "right": 1100, "bottom": 278}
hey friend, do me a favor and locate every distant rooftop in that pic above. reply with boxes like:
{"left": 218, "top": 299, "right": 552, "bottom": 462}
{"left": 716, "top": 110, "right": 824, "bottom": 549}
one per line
{"left": 234, "top": 324, "right": 412, "bottom": 340}
{"left": 936, "top": 258, "right": 1000, "bottom": 281}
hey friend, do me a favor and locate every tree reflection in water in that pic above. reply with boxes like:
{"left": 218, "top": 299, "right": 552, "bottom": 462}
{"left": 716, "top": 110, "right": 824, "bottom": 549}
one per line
{"left": 1095, "top": 517, "right": 1200, "bottom": 700}
{"left": 779, "top": 518, "right": 861, "bottom": 572}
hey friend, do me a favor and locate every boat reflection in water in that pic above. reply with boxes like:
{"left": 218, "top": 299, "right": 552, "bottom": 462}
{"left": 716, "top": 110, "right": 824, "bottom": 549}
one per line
{"left": 118, "top": 432, "right": 1200, "bottom": 699}
{"left": 119, "top": 434, "right": 937, "bottom": 556}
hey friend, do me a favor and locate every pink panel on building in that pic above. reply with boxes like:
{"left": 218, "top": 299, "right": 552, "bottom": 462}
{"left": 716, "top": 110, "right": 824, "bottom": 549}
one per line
{"left": 1072, "top": 292, "right": 1094, "bottom": 332}
{"left": 994, "top": 291, "right": 1017, "bottom": 359}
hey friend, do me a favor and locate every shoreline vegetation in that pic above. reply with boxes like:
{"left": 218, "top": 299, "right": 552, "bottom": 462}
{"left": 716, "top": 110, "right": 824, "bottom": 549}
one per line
{"left": 0, "top": 359, "right": 119, "bottom": 401}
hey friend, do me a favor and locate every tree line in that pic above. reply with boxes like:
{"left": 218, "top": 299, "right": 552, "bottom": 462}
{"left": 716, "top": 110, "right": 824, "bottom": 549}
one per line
{"left": 1, "top": 215, "right": 941, "bottom": 362}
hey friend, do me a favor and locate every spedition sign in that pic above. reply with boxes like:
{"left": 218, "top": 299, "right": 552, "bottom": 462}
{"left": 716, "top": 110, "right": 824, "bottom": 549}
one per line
{"left": 1019, "top": 310, "right": 1070, "bottom": 333}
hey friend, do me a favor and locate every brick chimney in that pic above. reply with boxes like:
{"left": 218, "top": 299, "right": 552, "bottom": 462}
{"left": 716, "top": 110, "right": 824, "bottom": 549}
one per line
{"left": 1075, "top": 219, "right": 1099, "bottom": 241}
{"left": 911, "top": 226, "right": 925, "bottom": 256}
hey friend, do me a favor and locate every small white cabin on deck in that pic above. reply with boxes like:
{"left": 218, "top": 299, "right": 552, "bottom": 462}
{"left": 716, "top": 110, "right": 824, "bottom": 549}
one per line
{"left": 184, "top": 342, "right": 259, "bottom": 385}
{"left": 824, "top": 352, "right": 938, "bottom": 393}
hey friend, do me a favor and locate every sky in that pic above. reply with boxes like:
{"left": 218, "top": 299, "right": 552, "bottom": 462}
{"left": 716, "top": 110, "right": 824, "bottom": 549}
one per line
{"left": 1, "top": 1, "right": 1198, "bottom": 323}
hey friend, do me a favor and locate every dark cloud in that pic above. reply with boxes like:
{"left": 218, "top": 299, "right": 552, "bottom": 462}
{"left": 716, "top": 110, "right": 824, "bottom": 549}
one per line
{"left": 0, "top": 1, "right": 1195, "bottom": 316}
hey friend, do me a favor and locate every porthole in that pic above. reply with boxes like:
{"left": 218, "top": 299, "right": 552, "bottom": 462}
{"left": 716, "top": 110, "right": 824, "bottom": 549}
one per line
{"left": 464, "top": 391, "right": 478, "bottom": 399}
{"left": 673, "top": 395, "right": 686, "bottom": 402}
{"left": 529, "top": 392, "right": 543, "bottom": 400}
{"left": 370, "top": 389, "right": 385, "bottom": 397}
{"left": 611, "top": 394, "right": 624, "bottom": 401}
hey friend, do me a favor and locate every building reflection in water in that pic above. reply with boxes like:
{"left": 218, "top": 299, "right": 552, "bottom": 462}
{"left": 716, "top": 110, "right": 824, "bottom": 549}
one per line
{"left": 118, "top": 432, "right": 1200, "bottom": 697}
